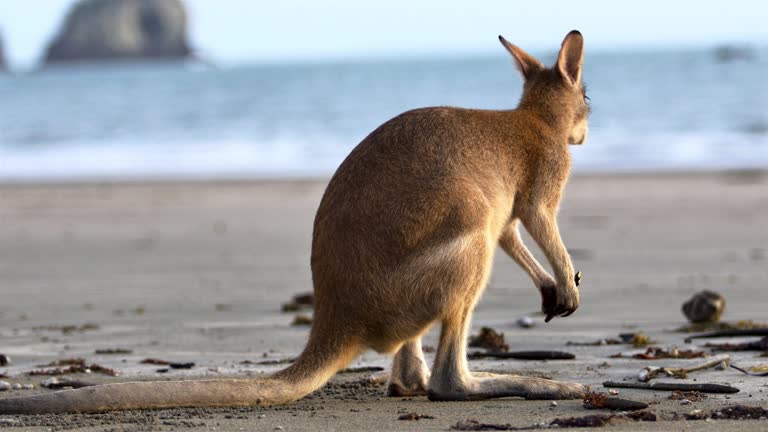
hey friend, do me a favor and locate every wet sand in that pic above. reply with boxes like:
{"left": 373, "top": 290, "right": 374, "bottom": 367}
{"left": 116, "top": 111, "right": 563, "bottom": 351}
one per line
{"left": 0, "top": 171, "right": 767, "bottom": 430}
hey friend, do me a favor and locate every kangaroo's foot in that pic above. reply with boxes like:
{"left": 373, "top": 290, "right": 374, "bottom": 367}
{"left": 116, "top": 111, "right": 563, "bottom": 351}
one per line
{"left": 427, "top": 313, "right": 584, "bottom": 401}
{"left": 387, "top": 338, "right": 431, "bottom": 397}
{"left": 430, "top": 373, "right": 584, "bottom": 401}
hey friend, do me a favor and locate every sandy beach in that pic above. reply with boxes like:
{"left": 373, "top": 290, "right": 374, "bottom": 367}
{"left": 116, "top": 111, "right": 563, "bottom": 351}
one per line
{"left": 0, "top": 171, "right": 767, "bottom": 431}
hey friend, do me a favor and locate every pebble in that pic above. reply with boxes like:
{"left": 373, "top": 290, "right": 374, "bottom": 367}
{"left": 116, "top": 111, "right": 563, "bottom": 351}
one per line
{"left": 0, "top": 354, "right": 9, "bottom": 366}
{"left": 11, "top": 383, "right": 22, "bottom": 390}
{"left": 0, "top": 381, "right": 10, "bottom": 391}
{"left": 680, "top": 399, "right": 691, "bottom": 405}
{"left": 517, "top": 316, "right": 535, "bottom": 328}
{"left": 41, "top": 377, "right": 62, "bottom": 388}
{"left": 0, "top": 418, "right": 19, "bottom": 427}
{"left": 274, "top": 427, "right": 284, "bottom": 431}
{"left": 22, "top": 384, "right": 34, "bottom": 390}
{"left": 257, "top": 414, "right": 266, "bottom": 419}
{"left": 608, "top": 389, "right": 620, "bottom": 395}
{"left": 550, "top": 401, "right": 558, "bottom": 407}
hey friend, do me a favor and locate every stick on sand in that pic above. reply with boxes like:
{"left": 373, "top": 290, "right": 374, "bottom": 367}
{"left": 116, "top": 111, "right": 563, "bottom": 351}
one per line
{"left": 603, "top": 381, "right": 739, "bottom": 394}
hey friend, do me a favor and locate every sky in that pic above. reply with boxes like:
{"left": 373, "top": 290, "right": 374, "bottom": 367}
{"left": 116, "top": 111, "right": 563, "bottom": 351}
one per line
{"left": 1, "top": 0, "right": 767, "bottom": 68}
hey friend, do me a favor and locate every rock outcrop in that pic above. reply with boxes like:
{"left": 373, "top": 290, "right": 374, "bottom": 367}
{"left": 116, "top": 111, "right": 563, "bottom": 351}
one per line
{"left": 44, "top": 0, "right": 191, "bottom": 64}
{"left": 0, "top": 31, "right": 6, "bottom": 71}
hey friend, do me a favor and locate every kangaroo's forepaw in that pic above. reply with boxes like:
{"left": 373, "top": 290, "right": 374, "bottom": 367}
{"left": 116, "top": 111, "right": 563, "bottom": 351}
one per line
{"left": 540, "top": 284, "right": 579, "bottom": 322}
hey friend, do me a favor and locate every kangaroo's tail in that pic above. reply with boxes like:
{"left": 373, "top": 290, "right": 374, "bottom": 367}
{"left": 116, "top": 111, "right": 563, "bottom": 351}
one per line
{"left": 0, "top": 330, "right": 360, "bottom": 414}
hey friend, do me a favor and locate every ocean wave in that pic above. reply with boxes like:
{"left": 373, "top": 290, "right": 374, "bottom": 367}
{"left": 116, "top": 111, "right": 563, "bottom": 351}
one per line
{"left": 0, "top": 130, "right": 765, "bottom": 181}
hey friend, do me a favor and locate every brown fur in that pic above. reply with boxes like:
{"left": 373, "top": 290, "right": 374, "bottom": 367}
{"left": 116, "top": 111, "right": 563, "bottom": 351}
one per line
{"left": 0, "top": 30, "right": 589, "bottom": 414}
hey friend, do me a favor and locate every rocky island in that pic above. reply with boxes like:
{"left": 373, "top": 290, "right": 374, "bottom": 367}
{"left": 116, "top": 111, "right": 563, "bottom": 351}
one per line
{"left": 0, "top": 31, "right": 6, "bottom": 71}
{"left": 44, "top": 0, "right": 191, "bottom": 64}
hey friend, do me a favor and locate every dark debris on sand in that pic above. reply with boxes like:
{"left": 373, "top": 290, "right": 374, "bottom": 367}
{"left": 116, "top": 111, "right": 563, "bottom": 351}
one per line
{"left": 398, "top": 412, "right": 435, "bottom": 420}
{"left": 451, "top": 411, "right": 656, "bottom": 430}
{"left": 94, "top": 348, "right": 133, "bottom": 355}
{"left": 281, "top": 292, "right": 314, "bottom": 312}
{"left": 566, "top": 338, "right": 622, "bottom": 346}
{"left": 139, "top": 358, "right": 195, "bottom": 369}
{"left": 685, "top": 405, "right": 768, "bottom": 420}
{"left": 669, "top": 390, "right": 708, "bottom": 402}
{"left": 469, "top": 327, "right": 509, "bottom": 352}
{"left": 28, "top": 358, "right": 119, "bottom": 377}
{"left": 705, "top": 336, "right": 768, "bottom": 352}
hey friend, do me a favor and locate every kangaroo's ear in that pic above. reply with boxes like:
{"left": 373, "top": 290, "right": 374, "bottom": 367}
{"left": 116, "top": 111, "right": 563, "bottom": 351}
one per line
{"left": 556, "top": 30, "right": 584, "bottom": 86}
{"left": 498, "top": 35, "right": 544, "bottom": 80}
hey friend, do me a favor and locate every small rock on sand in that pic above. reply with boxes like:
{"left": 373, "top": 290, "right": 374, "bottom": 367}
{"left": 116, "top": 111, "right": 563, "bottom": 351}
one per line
{"left": 682, "top": 290, "right": 725, "bottom": 323}
{"left": 517, "top": 316, "right": 535, "bottom": 328}
{"left": 0, "top": 381, "right": 10, "bottom": 391}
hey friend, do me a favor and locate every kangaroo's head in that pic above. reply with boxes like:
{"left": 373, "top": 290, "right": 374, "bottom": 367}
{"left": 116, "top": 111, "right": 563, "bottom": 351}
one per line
{"left": 499, "top": 30, "right": 588, "bottom": 145}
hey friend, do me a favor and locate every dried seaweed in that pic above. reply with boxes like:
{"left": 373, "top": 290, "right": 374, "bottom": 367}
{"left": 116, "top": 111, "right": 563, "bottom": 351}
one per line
{"left": 552, "top": 411, "right": 656, "bottom": 427}
{"left": 618, "top": 332, "right": 655, "bottom": 347}
{"left": 669, "top": 390, "right": 708, "bottom": 402}
{"left": 611, "top": 346, "right": 708, "bottom": 360}
{"left": 685, "top": 405, "right": 768, "bottom": 420}
{"left": 31, "top": 323, "right": 100, "bottom": 334}
{"left": 28, "top": 358, "right": 119, "bottom": 377}
{"left": 398, "top": 413, "right": 435, "bottom": 420}
{"left": 636, "top": 354, "right": 730, "bottom": 382}
{"left": 94, "top": 348, "right": 132, "bottom": 355}
{"left": 140, "top": 358, "right": 170, "bottom": 365}
{"left": 566, "top": 338, "right": 622, "bottom": 346}
{"left": 450, "top": 411, "right": 655, "bottom": 431}
{"left": 281, "top": 292, "right": 314, "bottom": 312}
{"left": 451, "top": 420, "right": 517, "bottom": 431}
{"left": 291, "top": 314, "right": 313, "bottom": 326}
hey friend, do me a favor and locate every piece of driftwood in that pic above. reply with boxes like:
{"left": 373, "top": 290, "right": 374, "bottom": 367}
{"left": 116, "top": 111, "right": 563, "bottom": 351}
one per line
{"left": 339, "top": 366, "right": 385, "bottom": 373}
{"left": 583, "top": 391, "right": 649, "bottom": 411}
{"left": 705, "top": 337, "right": 768, "bottom": 352}
{"left": 684, "top": 329, "right": 768, "bottom": 343}
{"left": 637, "top": 354, "right": 730, "bottom": 382}
{"left": 603, "top": 381, "right": 739, "bottom": 394}
{"left": 468, "top": 351, "right": 575, "bottom": 360}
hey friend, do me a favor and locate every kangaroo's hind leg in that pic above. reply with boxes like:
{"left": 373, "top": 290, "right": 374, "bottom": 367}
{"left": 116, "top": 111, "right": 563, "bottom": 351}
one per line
{"left": 426, "top": 233, "right": 585, "bottom": 401}
{"left": 428, "top": 310, "right": 584, "bottom": 401}
{"left": 387, "top": 337, "right": 431, "bottom": 396}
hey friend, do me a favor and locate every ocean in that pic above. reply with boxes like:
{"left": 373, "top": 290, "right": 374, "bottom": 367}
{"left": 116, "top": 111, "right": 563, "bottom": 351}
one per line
{"left": 0, "top": 48, "right": 766, "bottom": 180}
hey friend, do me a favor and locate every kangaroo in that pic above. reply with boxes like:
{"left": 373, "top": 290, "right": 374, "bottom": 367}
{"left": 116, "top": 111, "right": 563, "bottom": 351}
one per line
{"left": 0, "top": 30, "right": 588, "bottom": 414}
